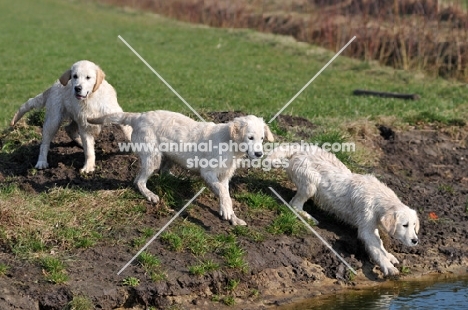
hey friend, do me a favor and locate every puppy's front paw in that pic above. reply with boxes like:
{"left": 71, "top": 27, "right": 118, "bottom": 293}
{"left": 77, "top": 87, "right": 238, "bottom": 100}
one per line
{"left": 146, "top": 193, "right": 160, "bottom": 204}
{"left": 80, "top": 166, "right": 95, "bottom": 174}
{"left": 230, "top": 215, "right": 247, "bottom": 226}
{"left": 381, "top": 263, "right": 400, "bottom": 276}
{"left": 35, "top": 161, "right": 49, "bottom": 169}
{"left": 386, "top": 253, "right": 399, "bottom": 265}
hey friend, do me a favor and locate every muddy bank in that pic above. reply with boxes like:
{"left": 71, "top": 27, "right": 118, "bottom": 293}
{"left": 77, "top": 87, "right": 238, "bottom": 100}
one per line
{"left": 0, "top": 113, "right": 467, "bottom": 309}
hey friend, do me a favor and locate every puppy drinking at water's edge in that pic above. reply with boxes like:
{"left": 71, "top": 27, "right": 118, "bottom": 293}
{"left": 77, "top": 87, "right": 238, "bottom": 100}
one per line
{"left": 268, "top": 145, "right": 420, "bottom": 276}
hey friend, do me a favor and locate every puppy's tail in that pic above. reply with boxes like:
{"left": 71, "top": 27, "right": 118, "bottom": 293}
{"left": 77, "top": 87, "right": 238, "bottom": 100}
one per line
{"left": 10, "top": 87, "right": 52, "bottom": 126}
{"left": 87, "top": 112, "right": 140, "bottom": 128}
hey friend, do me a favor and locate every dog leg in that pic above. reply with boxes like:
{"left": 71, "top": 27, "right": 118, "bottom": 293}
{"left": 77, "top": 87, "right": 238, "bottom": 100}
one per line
{"left": 36, "top": 114, "right": 62, "bottom": 169}
{"left": 120, "top": 124, "right": 133, "bottom": 142}
{"left": 290, "top": 192, "right": 314, "bottom": 220}
{"left": 80, "top": 128, "right": 96, "bottom": 173}
{"left": 134, "top": 153, "right": 160, "bottom": 204}
{"left": 359, "top": 228, "right": 399, "bottom": 276}
{"left": 202, "top": 172, "right": 246, "bottom": 226}
{"left": 289, "top": 184, "right": 316, "bottom": 221}
{"left": 65, "top": 120, "right": 82, "bottom": 146}
{"left": 375, "top": 229, "right": 400, "bottom": 265}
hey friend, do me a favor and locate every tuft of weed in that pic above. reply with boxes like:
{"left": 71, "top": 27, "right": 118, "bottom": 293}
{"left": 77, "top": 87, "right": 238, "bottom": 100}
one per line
{"left": 221, "top": 241, "right": 248, "bottom": 272}
{"left": 65, "top": 295, "right": 94, "bottom": 310}
{"left": 137, "top": 251, "right": 166, "bottom": 282}
{"left": 267, "top": 208, "right": 306, "bottom": 236}
{"left": 231, "top": 225, "right": 265, "bottom": 242}
{"left": 122, "top": 276, "right": 140, "bottom": 287}
{"left": 40, "top": 256, "right": 69, "bottom": 284}
{"left": 0, "top": 263, "right": 10, "bottom": 276}
{"left": 234, "top": 192, "right": 280, "bottom": 212}
{"left": 161, "top": 221, "right": 209, "bottom": 256}
{"left": 188, "top": 259, "right": 220, "bottom": 276}
{"left": 138, "top": 251, "right": 161, "bottom": 271}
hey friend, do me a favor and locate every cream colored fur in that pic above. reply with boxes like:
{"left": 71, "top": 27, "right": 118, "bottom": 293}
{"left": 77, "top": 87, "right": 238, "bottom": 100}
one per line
{"left": 89, "top": 111, "right": 274, "bottom": 226}
{"left": 269, "top": 145, "right": 420, "bottom": 276}
{"left": 10, "top": 60, "right": 132, "bottom": 173}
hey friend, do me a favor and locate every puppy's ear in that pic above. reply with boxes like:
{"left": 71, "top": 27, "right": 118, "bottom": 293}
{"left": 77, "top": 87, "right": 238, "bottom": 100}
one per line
{"left": 380, "top": 212, "right": 397, "bottom": 235}
{"left": 264, "top": 123, "right": 274, "bottom": 142}
{"left": 229, "top": 120, "right": 243, "bottom": 143}
{"left": 59, "top": 69, "right": 71, "bottom": 86}
{"left": 413, "top": 210, "right": 420, "bottom": 234}
{"left": 93, "top": 68, "right": 105, "bottom": 93}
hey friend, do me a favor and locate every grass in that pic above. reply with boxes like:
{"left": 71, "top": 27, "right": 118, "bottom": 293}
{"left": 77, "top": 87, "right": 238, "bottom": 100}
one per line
{"left": 2, "top": 0, "right": 468, "bottom": 129}
{"left": 40, "top": 256, "right": 69, "bottom": 284}
{"left": 267, "top": 209, "right": 306, "bottom": 236}
{"left": 138, "top": 251, "right": 166, "bottom": 282}
{"left": 189, "top": 259, "right": 220, "bottom": 276}
{"left": 0, "top": 263, "right": 10, "bottom": 276}
{"left": 65, "top": 296, "right": 94, "bottom": 310}
{"left": 122, "top": 276, "right": 140, "bottom": 287}
{"left": 161, "top": 221, "right": 248, "bottom": 272}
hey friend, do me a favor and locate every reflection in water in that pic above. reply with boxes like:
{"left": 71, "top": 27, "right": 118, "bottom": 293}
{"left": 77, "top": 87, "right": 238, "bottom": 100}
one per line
{"left": 281, "top": 275, "right": 468, "bottom": 310}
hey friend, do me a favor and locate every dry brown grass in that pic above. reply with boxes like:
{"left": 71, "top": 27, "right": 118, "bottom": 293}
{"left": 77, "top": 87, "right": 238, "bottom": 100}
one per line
{"left": 98, "top": 0, "right": 468, "bottom": 81}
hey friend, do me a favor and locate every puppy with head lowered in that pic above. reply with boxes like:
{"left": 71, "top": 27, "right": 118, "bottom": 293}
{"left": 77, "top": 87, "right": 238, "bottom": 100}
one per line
{"left": 10, "top": 60, "right": 132, "bottom": 173}
{"left": 89, "top": 111, "right": 274, "bottom": 226}
{"left": 269, "top": 145, "right": 419, "bottom": 276}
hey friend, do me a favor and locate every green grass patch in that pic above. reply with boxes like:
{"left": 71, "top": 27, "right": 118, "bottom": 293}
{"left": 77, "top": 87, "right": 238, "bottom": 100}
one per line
{"left": 162, "top": 221, "right": 248, "bottom": 271}
{"left": 122, "top": 276, "right": 140, "bottom": 287}
{"left": 40, "top": 256, "right": 69, "bottom": 284}
{"left": 138, "top": 251, "right": 166, "bottom": 282}
{"left": 188, "top": 259, "right": 220, "bottom": 276}
{"left": 161, "top": 221, "right": 210, "bottom": 256}
{"left": 267, "top": 208, "right": 306, "bottom": 236}
{"left": 0, "top": 263, "right": 10, "bottom": 276}
{"left": 65, "top": 295, "right": 94, "bottom": 310}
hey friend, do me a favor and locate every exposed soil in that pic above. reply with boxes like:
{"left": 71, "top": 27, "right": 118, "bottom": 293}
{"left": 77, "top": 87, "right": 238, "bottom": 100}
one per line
{"left": 0, "top": 113, "right": 467, "bottom": 309}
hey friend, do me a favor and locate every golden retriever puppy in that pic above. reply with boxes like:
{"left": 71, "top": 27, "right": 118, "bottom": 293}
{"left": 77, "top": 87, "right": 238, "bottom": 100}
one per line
{"left": 89, "top": 111, "right": 274, "bottom": 226}
{"left": 269, "top": 145, "right": 420, "bottom": 276}
{"left": 10, "top": 60, "right": 132, "bottom": 173}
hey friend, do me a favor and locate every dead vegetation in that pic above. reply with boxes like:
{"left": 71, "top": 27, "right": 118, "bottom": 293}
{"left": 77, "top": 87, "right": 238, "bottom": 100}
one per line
{"left": 100, "top": 0, "right": 468, "bottom": 81}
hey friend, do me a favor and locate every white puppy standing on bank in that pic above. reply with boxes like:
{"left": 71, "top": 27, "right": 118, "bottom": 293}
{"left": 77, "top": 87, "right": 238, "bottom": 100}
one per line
{"left": 10, "top": 60, "right": 132, "bottom": 173}
{"left": 268, "top": 145, "right": 420, "bottom": 276}
{"left": 89, "top": 111, "right": 274, "bottom": 226}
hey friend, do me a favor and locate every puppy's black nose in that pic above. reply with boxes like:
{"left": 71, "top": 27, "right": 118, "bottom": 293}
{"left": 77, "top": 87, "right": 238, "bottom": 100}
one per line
{"left": 254, "top": 151, "right": 263, "bottom": 158}
{"left": 74, "top": 86, "right": 82, "bottom": 93}
{"left": 411, "top": 239, "right": 418, "bottom": 245}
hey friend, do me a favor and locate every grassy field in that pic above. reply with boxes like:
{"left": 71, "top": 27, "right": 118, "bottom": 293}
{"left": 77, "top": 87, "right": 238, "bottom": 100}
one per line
{"left": 1, "top": 0, "right": 468, "bottom": 129}
{"left": 0, "top": 0, "right": 467, "bottom": 305}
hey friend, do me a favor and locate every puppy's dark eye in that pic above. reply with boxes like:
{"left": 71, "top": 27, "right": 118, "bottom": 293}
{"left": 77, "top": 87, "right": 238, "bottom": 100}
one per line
{"left": 261, "top": 137, "right": 264, "bottom": 140}
{"left": 248, "top": 137, "right": 254, "bottom": 140}
{"left": 73, "top": 74, "right": 78, "bottom": 79}
{"left": 403, "top": 223, "right": 409, "bottom": 228}
{"left": 86, "top": 76, "right": 91, "bottom": 80}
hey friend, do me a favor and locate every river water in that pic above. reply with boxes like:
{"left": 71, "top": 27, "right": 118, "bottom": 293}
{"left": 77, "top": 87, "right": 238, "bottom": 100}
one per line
{"left": 281, "top": 275, "right": 468, "bottom": 309}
